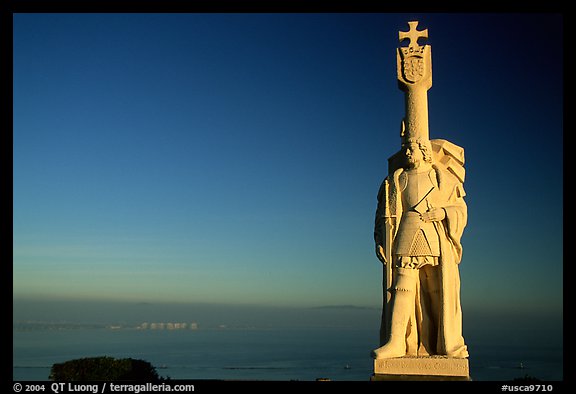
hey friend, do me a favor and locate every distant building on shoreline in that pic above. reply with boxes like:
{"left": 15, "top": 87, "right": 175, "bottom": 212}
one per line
{"left": 137, "top": 322, "right": 198, "bottom": 330}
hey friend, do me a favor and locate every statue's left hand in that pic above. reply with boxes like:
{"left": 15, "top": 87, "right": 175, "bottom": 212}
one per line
{"left": 421, "top": 207, "right": 446, "bottom": 222}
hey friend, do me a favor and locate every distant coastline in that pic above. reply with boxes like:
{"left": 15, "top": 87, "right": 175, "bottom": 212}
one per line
{"left": 311, "top": 305, "right": 378, "bottom": 310}
{"left": 13, "top": 321, "right": 297, "bottom": 332}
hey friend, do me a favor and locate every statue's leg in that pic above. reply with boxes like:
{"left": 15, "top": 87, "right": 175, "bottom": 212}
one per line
{"left": 418, "top": 264, "right": 441, "bottom": 355}
{"left": 425, "top": 265, "right": 441, "bottom": 328}
{"left": 372, "top": 267, "right": 418, "bottom": 359}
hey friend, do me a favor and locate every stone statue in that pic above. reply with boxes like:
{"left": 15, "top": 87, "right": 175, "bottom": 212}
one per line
{"left": 372, "top": 21, "right": 468, "bottom": 361}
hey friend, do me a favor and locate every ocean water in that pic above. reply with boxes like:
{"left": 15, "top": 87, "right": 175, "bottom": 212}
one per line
{"left": 13, "top": 327, "right": 562, "bottom": 381}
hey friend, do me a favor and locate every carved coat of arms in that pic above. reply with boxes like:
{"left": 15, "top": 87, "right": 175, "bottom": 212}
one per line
{"left": 402, "top": 56, "right": 425, "bottom": 83}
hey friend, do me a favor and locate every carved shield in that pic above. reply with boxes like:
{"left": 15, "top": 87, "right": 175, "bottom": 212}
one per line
{"left": 402, "top": 56, "right": 425, "bottom": 83}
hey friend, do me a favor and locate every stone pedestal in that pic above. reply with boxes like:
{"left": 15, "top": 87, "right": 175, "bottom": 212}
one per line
{"left": 371, "top": 356, "right": 470, "bottom": 381}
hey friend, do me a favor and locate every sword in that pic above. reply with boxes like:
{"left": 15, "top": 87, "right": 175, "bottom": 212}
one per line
{"left": 382, "top": 179, "right": 394, "bottom": 344}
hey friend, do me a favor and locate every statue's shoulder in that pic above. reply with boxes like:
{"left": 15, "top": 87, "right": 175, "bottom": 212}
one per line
{"left": 378, "top": 168, "right": 405, "bottom": 199}
{"left": 392, "top": 168, "right": 406, "bottom": 191}
{"left": 431, "top": 163, "right": 466, "bottom": 200}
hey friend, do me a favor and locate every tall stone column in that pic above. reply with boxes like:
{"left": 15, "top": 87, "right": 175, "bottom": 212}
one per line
{"left": 371, "top": 21, "right": 470, "bottom": 381}
{"left": 397, "top": 21, "right": 432, "bottom": 143}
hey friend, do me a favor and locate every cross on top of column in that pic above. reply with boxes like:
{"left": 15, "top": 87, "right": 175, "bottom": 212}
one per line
{"left": 399, "top": 21, "right": 428, "bottom": 48}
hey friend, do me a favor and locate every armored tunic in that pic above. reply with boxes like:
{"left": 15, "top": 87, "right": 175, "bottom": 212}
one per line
{"left": 393, "top": 167, "right": 440, "bottom": 269}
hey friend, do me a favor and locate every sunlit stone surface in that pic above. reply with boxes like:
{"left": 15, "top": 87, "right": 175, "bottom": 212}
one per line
{"left": 372, "top": 21, "right": 470, "bottom": 380}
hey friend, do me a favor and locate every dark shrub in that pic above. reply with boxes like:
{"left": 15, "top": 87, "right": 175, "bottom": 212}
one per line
{"left": 49, "top": 356, "right": 165, "bottom": 381}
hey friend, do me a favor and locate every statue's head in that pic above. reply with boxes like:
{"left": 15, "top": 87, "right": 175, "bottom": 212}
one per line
{"left": 402, "top": 138, "right": 432, "bottom": 168}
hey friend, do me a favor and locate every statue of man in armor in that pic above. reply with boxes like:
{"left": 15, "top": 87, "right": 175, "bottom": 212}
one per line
{"left": 372, "top": 135, "right": 469, "bottom": 359}
{"left": 372, "top": 21, "right": 469, "bottom": 361}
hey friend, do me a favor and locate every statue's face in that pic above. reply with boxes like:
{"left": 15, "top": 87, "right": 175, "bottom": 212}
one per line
{"left": 403, "top": 142, "right": 423, "bottom": 168}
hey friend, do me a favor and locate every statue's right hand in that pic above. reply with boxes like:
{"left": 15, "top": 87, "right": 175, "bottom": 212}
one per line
{"left": 375, "top": 245, "right": 387, "bottom": 265}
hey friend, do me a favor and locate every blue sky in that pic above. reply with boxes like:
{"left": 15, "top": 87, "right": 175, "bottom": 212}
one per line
{"left": 13, "top": 13, "right": 563, "bottom": 320}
